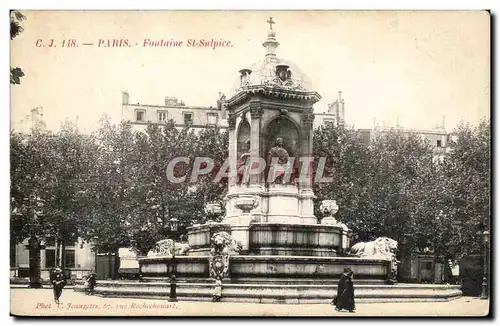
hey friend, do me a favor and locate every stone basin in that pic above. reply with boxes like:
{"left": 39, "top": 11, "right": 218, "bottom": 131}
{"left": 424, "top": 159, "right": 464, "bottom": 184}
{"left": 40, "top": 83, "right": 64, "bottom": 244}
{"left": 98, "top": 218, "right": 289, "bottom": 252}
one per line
{"left": 187, "top": 222, "right": 351, "bottom": 257}
{"left": 138, "top": 255, "right": 392, "bottom": 283}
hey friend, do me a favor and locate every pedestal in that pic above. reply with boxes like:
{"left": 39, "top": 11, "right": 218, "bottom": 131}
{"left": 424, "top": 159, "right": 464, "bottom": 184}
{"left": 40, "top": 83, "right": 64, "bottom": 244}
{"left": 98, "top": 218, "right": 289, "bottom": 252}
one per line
{"left": 230, "top": 213, "right": 254, "bottom": 253}
{"left": 321, "top": 218, "right": 350, "bottom": 254}
{"left": 267, "top": 184, "right": 301, "bottom": 224}
{"left": 321, "top": 216, "right": 339, "bottom": 225}
{"left": 224, "top": 184, "right": 262, "bottom": 221}
{"left": 299, "top": 188, "right": 316, "bottom": 224}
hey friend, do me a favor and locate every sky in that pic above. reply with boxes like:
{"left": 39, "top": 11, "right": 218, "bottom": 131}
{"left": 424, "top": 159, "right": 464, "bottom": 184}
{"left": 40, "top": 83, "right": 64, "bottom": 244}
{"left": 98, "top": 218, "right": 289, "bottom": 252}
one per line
{"left": 10, "top": 10, "right": 490, "bottom": 133}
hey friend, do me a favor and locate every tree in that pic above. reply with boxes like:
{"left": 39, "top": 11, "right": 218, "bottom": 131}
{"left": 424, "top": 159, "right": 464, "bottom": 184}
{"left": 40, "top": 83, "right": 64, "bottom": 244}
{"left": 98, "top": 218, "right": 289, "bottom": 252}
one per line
{"left": 189, "top": 127, "right": 229, "bottom": 223}
{"left": 313, "top": 123, "right": 439, "bottom": 256}
{"left": 431, "top": 119, "right": 490, "bottom": 261}
{"left": 126, "top": 121, "right": 199, "bottom": 255}
{"left": 367, "top": 130, "right": 437, "bottom": 251}
{"left": 78, "top": 117, "right": 135, "bottom": 255}
{"left": 11, "top": 127, "right": 59, "bottom": 287}
{"left": 10, "top": 10, "right": 26, "bottom": 85}
{"left": 78, "top": 119, "right": 229, "bottom": 257}
{"left": 10, "top": 121, "right": 94, "bottom": 285}
{"left": 313, "top": 122, "right": 372, "bottom": 232}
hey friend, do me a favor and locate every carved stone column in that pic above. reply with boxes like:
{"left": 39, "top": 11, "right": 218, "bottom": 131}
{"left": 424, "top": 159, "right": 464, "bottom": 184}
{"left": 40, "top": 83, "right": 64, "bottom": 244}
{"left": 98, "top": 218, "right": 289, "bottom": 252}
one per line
{"left": 249, "top": 101, "right": 263, "bottom": 186}
{"left": 227, "top": 113, "right": 237, "bottom": 187}
{"left": 299, "top": 111, "right": 316, "bottom": 224}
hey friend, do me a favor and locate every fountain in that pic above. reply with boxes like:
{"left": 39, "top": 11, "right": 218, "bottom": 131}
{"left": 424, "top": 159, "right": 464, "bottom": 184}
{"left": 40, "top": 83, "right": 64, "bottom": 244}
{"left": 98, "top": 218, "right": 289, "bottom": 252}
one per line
{"left": 91, "top": 19, "right": 462, "bottom": 303}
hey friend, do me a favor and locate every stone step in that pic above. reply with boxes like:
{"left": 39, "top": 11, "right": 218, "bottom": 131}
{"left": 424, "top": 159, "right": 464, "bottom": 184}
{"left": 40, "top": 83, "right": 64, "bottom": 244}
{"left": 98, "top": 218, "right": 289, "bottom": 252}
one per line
{"left": 85, "top": 281, "right": 462, "bottom": 303}
{"left": 141, "top": 277, "right": 388, "bottom": 285}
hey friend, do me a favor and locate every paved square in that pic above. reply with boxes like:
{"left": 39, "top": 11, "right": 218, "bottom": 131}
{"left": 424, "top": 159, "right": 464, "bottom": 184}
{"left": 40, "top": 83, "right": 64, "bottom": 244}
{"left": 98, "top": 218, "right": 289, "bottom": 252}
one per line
{"left": 10, "top": 288, "right": 489, "bottom": 317}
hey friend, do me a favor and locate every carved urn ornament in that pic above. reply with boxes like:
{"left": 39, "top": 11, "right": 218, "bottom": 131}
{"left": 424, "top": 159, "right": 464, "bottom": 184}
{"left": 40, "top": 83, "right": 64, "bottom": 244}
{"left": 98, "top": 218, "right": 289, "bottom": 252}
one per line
{"left": 234, "top": 195, "right": 260, "bottom": 214}
{"left": 205, "top": 202, "right": 223, "bottom": 221}
{"left": 320, "top": 200, "right": 339, "bottom": 217}
{"left": 320, "top": 200, "right": 342, "bottom": 225}
{"left": 239, "top": 68, "right": 252, "bottom": 88}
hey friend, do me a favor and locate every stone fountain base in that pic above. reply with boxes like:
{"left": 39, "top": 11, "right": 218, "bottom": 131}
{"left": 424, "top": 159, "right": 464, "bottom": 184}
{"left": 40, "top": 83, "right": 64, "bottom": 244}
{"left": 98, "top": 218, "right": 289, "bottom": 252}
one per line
{"left": 86, "top": 221, "right": 462, "bottom": 303}
{"left": 138, "top": 255, "right": 393, "bottom": 282}
{"left": 82, "top": 281, "right": 463, "bottom": 303}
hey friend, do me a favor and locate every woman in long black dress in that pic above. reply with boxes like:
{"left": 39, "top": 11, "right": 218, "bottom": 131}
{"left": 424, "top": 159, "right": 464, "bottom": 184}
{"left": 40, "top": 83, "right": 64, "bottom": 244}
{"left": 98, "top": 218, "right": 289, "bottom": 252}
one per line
{"left": 334, "top": 268, "right": 355, "bottom": 312}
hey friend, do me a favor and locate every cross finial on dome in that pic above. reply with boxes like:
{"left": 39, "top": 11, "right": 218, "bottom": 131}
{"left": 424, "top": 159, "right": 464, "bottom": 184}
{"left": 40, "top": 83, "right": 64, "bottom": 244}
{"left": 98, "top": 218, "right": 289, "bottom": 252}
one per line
{"left": 263, "top": 17, "right": 279, "bottom": 58}
{"left": 267, "top": 17, "right": 275, "bottom": 30}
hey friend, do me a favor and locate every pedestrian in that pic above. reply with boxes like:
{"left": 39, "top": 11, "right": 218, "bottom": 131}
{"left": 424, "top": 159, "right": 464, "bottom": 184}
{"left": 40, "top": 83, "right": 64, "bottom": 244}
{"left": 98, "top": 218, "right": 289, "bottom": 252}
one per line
{"left": 212, "top": 279, "right": 222, "bottom": 302}
{"left": 50, "top": 267, "right": 67, "bottom": 305}
{"left": 85, "top": 272, "right": 97, "bottom": 295}
{"left": 334, "top": 267, "right": 356, "bottom": 313}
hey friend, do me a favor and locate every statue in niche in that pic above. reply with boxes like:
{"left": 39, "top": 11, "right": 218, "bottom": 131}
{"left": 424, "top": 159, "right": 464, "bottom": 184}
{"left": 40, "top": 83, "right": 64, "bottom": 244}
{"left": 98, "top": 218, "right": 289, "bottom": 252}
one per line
{"left": 237, "top": 140, "right": 251, "bottom": 184}
{"left": 267, "top": 137, "right": 291, "bottom": 184}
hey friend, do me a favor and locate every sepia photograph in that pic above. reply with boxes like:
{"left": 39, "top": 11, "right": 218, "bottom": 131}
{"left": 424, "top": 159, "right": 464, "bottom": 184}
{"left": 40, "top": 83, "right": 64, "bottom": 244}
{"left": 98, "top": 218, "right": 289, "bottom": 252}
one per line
{"left": 9, "top": 9, "right": 491, "bottom": 317}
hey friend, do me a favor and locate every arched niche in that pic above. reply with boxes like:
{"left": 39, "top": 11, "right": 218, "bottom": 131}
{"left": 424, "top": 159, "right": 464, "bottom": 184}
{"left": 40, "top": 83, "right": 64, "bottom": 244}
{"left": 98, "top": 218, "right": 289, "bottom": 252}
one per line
{"left": 262, "top": 116, "right": 300, "bottom": 158}
{"left": 236, "top": 119, "right": 251, "bottom": 157}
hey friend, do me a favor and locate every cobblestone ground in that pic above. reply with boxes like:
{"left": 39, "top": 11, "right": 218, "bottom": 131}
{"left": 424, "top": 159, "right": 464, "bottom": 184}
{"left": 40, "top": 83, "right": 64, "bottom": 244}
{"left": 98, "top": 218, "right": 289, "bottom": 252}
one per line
{"left": 10, "top": 288, "right": 489, "bottom": 317}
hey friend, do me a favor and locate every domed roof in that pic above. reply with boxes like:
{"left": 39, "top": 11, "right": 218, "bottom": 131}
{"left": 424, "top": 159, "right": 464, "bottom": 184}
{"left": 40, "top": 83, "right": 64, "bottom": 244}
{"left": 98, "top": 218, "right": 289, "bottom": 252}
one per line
{"left": 228, "top": 18, "right": 315, "bottom": 99}
{"left": 229, "top": 57, "right": 313, "bottom": 97}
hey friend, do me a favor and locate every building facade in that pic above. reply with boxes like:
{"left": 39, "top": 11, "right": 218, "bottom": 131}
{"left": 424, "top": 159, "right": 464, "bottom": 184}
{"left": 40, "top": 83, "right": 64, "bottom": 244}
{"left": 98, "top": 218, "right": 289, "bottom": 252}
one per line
{"left": 11, "top": 235, "right": 95, "bottom": 282}
{"left": 372, "top": 124, "right": 450, "bottom": 162}
{"left": 357, "top": 118, "right": 452, "bottom": 164}
{"left": 122, "top": 90, "right": 344, "bottom": 132}
{"left": 314, "top": 91, "right": 346, "bottom": 128}
{"left": 121, "top": 91, "right": 229, "bottom": 131}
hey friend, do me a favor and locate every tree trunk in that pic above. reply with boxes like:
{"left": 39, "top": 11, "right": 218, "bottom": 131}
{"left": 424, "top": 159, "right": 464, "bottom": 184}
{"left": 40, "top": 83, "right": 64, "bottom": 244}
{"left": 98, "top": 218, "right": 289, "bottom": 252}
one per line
{"left": 60, "top": 240, "right": 65, "bottom": 269}
{"left": 28, "top": 237, "right": 42, "bottom": 288}
{"left": 54, "top": 240, "right": 58, "bottom": 267}
{"left": 432, "top": 253, "right": 438, "bottom": 284}
{"left": 113, "top": 249, "right": 120, "bottom": 280}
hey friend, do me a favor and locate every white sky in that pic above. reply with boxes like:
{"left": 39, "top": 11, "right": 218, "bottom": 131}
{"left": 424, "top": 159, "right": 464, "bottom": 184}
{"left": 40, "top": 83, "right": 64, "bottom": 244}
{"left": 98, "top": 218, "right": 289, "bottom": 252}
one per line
{"left": 10, "top": 10, "right": 490, "bottom": 133}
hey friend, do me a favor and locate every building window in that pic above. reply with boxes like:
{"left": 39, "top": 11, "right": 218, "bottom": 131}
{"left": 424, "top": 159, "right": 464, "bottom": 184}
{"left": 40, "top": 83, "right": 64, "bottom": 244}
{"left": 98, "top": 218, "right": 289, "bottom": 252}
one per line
{"left": 136, "top": 110, "right": 145, "bottom": 122}
{"left": 45, "top": 248, "right": 76, "bottom": 268}
{"left": 45, "top": 249, "right": 56, "bottom": 268}
{"left": 183, "top": 112, "right": 193, "bottom": 125}
{"left": 64, "top": 250, "right": 76, "bottom": 268}
{"left": 158, "top": 111, "right": 168, "bottom": 122}
{"left": 45, "top": 236, "right": 56, "bottom": 246}
{"left": 324, "top": 119, "right": 335, "bottom": 126}
{"left": 436, "top": 140, "right": 442, "bottom": 147}
{"left": 10, "top": 240, "right": 16, "bottom": 267}
{"left": 207, "top": 113, "right": 218, "bottom": 126}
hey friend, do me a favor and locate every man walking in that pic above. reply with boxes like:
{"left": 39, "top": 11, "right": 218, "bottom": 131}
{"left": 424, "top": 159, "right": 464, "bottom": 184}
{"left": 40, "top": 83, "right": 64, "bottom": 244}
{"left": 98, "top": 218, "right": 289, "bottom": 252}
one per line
{"left": 50, "top": 267, "right": 67, "bottom": 305}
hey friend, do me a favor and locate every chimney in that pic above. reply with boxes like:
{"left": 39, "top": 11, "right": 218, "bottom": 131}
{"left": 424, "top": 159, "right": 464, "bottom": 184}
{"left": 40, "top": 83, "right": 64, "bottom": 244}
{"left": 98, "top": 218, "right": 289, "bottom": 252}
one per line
{"left": 31, "top": 108, "right": 38, "bottom": 130}
{"left": 122, "top": 91, "right": 130, "bottom": 105}
{"left": 338, "top": 91, "right": 345, "bottom": 122}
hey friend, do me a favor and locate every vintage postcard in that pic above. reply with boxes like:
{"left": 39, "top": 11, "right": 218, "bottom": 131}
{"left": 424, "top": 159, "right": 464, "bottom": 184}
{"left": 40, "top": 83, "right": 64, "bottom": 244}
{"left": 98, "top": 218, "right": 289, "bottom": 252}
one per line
{"left": 10, "top": 10, "right": 490, "bottom": 317}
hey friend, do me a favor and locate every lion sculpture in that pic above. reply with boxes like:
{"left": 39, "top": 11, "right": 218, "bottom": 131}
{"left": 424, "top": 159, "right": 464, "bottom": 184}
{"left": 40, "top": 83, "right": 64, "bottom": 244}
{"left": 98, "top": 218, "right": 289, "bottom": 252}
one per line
{"left": 210, "top": 232, "right": 242, "bottom": 255}
{"left": 147, "top": 239, "right": 191, "bottom": 257}
{"left": 209, "top": 231, "right": 234, "bottom": 280}
{"left": 348, "top": 237, "right": 398, "bottom": 260}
